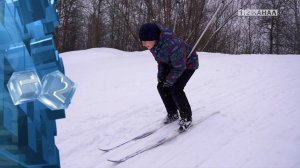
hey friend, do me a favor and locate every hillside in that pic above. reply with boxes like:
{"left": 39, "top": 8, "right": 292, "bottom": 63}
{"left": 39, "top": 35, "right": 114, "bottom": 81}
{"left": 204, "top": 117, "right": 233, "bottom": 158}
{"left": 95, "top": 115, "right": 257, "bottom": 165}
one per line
{"left": 56, "top": 48, "right": 300, "bottom": 168}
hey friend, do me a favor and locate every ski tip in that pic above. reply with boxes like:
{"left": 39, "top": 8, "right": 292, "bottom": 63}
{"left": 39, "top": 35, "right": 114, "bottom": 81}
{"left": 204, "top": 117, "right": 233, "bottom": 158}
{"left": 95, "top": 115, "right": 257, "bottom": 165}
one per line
{"left": 98, "top": 148, "right": 110, "bottom": 152}
{"left": 107, "top": 159, "right": 124, "bottom": 164}
{"left": 212, "top": 110, "right": 221, "bottom": 115}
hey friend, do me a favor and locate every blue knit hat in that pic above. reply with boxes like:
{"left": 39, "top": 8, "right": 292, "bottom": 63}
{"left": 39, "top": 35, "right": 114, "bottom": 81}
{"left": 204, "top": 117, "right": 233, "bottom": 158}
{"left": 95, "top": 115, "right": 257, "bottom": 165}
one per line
{"left": 139, "top": 23, "right": 161, "bottom": 41}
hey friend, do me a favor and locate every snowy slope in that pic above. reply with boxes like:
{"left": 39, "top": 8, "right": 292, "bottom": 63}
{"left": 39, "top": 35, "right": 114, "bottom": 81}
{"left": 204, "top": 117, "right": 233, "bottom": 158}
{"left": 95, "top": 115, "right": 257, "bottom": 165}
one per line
{"left": 56, "top": 48, "right": 300, "bottom": 168}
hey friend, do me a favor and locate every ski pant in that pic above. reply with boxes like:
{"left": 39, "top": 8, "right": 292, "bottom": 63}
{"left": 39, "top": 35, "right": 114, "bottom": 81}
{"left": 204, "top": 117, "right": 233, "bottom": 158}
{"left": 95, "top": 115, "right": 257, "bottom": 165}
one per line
{"left": 157, "top": 69, "right": 195, "bottom": 121}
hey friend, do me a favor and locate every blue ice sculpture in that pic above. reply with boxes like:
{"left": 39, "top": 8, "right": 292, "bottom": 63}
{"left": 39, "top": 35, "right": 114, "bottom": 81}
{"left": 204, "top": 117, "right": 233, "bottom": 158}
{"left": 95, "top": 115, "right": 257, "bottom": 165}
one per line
{"left": 0, "top": 0, "right": 73, "bottom": 167}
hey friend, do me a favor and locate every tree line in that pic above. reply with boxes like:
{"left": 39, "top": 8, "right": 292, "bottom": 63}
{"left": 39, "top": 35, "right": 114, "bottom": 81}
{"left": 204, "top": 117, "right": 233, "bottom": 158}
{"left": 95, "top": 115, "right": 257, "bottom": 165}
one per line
{"left": 54, "top": 0, "right": 300, "bottom": 54}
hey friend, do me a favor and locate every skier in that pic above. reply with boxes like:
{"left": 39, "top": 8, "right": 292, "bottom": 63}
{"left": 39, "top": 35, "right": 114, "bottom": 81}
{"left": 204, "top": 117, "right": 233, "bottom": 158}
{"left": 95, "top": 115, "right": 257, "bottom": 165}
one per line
{"left": 139, "top": 23, "right": 199, "bottom": 131}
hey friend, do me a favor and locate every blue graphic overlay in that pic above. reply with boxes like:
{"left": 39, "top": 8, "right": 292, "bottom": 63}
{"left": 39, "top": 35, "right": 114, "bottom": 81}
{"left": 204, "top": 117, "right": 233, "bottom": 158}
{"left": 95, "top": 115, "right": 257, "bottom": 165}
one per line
{"left": 0, "top": 0, "right": 74, "bottom": 167}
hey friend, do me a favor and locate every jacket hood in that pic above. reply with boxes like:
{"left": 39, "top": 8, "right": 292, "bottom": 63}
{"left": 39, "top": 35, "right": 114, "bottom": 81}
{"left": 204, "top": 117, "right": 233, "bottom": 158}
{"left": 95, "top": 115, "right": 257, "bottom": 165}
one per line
{"left": 150, "top": 25, "right": 175, "bottom": 54}
{"left": 156, "top": 25, "right": 174, "bottom": 44}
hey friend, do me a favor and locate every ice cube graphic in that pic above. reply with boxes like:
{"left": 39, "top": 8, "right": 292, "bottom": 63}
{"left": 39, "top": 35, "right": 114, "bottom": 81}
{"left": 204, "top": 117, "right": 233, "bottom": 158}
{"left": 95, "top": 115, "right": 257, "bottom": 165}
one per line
{"left": 7, "top": 70, "right": 42, "bottom": 105}
{"left": 38, "top": 70, "right": 76, "bottom": 110}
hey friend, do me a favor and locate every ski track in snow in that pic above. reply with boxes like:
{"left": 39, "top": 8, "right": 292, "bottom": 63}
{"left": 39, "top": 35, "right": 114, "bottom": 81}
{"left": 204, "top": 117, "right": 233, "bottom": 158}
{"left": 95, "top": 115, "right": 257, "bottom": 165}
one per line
{"left": 56, "top": 48, "right": 300, "bottom": 168}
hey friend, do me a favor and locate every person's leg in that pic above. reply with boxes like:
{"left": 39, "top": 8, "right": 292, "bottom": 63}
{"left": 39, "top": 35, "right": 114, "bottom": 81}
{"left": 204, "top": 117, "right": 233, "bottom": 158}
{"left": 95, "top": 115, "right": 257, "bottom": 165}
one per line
{"left": 157, "top": 82, "right": 178, "bottom": 115}
{"left": 170, "top": 69, "right": 195, "bottom": 121}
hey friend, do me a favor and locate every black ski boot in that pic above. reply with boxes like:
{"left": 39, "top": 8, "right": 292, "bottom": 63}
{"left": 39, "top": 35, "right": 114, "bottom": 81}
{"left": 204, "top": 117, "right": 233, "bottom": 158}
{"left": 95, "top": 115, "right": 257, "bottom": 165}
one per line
{"left": 178, "top": 118, "right": 192, "bottom": 132}
{"left": 163, "top": 113, "right": 179, "bottom": 124}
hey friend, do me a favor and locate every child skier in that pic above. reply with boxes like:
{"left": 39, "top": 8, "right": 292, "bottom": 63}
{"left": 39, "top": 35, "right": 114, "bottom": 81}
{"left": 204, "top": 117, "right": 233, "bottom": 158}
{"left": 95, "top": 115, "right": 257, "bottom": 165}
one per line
{"left": 139, "top": 23, "right": 199, "bottom": 131}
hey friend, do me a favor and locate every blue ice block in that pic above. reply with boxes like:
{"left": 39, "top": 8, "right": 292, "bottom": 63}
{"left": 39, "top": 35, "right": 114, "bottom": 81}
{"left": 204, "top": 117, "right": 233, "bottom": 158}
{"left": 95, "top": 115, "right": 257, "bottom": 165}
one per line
{"left": 7, "top": 70, "right": 42, "bottom": 105}
{"left": 1, "top": 0, "right": 69, "bottom": 166}
{"left": 38, "top": 70, "right": 76, "bottom": 110}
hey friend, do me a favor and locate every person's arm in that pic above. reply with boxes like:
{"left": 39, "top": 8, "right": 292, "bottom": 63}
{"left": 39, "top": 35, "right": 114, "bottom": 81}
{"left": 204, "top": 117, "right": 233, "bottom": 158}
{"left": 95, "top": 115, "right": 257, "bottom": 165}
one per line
{"left": 157, "top": 62, "right": 170, "bottom": 82}
{"left": 165, "top": 45, "right": 186, "bottom": 86}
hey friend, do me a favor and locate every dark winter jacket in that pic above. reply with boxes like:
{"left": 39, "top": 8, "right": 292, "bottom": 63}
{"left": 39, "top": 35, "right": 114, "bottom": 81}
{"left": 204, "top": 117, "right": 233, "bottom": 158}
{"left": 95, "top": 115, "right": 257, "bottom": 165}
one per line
{"left": 150, "top": 26, "right": 199, "bottom": 86}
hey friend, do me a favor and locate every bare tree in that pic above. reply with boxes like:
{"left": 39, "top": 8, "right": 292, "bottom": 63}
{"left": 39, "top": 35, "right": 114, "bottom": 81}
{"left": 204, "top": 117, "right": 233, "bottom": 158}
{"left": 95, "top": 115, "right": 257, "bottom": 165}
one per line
{"left": 87, "top": 0, "right": 105, "bottom": 48}
{"left": 55, "top": 0, "right": 86, "bottom": 52}
{"left": 53, "top": 0, "right": 298, "bottom": 54}
{"left": 289, "top": 0, "right": 300, "bottom": 53}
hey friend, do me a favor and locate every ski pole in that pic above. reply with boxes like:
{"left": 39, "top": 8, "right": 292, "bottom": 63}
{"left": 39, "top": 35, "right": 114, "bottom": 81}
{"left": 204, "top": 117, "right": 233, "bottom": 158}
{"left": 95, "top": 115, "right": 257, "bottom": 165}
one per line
{"left": 173, "top": 0, "right": 181, "bottom": 34}
{"left": 187, "top": 0, "right": 225, "bottom": 59}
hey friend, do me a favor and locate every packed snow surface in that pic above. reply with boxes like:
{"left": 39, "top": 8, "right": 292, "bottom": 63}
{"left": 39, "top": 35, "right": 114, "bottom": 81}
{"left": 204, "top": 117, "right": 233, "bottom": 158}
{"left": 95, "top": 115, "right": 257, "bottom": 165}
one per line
{"left": 56, "top": 48, "right": 300, "bottom": 168}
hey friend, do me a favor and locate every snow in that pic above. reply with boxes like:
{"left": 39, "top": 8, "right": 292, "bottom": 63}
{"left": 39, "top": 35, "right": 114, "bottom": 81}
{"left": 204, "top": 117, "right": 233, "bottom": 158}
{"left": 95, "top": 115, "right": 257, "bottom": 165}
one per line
{"left": 56, "top": 48, "right": 300, "bottom": 168}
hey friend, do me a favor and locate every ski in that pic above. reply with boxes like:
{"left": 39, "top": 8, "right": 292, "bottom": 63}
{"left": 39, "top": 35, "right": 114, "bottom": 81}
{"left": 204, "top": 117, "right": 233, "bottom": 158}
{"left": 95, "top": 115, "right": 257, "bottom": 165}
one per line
{"left": 98, "top": 129, "right": 159, "bottom": 152}
{"left": 107, "top": 111, "right": 220, "bottom": 163}
{"left": 107, "top": 130, "right": 180, "bottom": 163}
{"left": 98, "top": 122, "right": 169, "bottom": 152}
{"left": 99, "top": 107, "right": 205, "bottom": 152}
